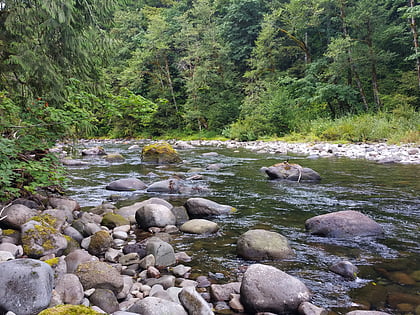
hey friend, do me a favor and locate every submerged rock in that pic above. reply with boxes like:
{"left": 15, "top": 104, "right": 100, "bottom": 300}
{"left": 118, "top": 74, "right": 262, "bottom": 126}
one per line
{"left": 329, "top": 260, "right": 359, "bottom": 280}
{"left": 184, "top": 197, "right": 236, "bottom": 217}
{"left": 106, "top": 178, "right": 147, "bottom": 191}
{"left": 147, "top": 179, "right": 182, "bottom": 194}
{"left": 237, "top": 229, "right": 294, "bottom": 260}
{"left": 81, "top": 146, "right": 106, "bottom": 155}
{"left": 305, "top": 210, "right": 384, "bottom": 238}
{"left": 261, "top": 162, "right": 321, "bottom": 181}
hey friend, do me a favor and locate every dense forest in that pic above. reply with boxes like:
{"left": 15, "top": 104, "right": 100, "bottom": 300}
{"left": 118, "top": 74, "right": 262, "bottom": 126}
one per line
{"left": 0, "top": 0, "right": 419, "bottom": 200}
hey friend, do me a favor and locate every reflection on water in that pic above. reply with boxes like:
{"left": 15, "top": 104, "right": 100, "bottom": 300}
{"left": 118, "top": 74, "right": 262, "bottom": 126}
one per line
{"left": 66, "top": 140, "right": 420, "bottom": 314}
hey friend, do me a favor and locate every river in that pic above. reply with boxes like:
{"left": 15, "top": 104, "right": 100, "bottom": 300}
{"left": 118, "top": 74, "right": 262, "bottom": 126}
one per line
{"left": 65, "top": 140, "right": 420, "bottom": 314}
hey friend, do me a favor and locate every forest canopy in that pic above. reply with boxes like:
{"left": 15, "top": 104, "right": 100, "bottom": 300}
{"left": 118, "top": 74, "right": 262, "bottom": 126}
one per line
{"left": 0, "top": 0, "right": 419, "bottom": 200}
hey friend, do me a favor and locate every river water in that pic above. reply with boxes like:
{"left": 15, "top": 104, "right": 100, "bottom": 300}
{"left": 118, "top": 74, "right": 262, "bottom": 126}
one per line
{"left": 65, "top": 140, "right": 420, "bottom": 314}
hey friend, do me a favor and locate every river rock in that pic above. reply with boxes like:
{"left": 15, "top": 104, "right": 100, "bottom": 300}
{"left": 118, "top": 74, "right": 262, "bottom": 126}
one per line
{"left": 141, "top": 142, "right": 182, "bottom": 164}
{"left": 146, "top": 238, "right": 176, "bottom": 267}
{"left": 305, "top": 210, "right": 384, "bottom": 238}
{"left": 81, "top": 146, "right": 106, "bottom": 155}
{"left": 88, "top": 230, "right": 113, "bottom": 256}
{"left": 179, "top": 286, "right": 214, "bottom": 315}
{"left": 135, "top": 203, "right": 176, "bottom": 230}
{"left": 61, "top": 158, "right": 90, "bottom": 166}
{"left": 128, "top": 296, "right": 188, "bottom": 315}
{"left": 171, "top": 206, "right": 190, "bottom": 225}
{"left": 54, "top": 273, "right": 84, "bottom": 305}
{"left": 184, "top": 197, "right": 236, "bottom": 217}
{"left": 0, "top": 258, "right": 54, "bottom": 315}
{"left": 21, "top": 219, "right": 68, "bottom": 258}
{"left": 116, "top": 198, "right": 173, "bottom": 223}
{"left": 75, "top": 260, "right": 124, "bottom": 294}
{"left": 104, "top": 153, "right": 125, "bottom": 162}
{"left": 298, "top": 302, "right": 328, "bottom": 315}
{"left": 329, "top": 260, "right": 359, "bottom": 280}
{"left": 38, "top": 304, "right": 103, "bottom": 314}
{"left": 237, "top": 229, "right": 294, "bottom": 260}
{"left": 106, "top": 178, "right": 147, "bottom": 191}
{"left": 0, "top": 204, "right": 38, "bottom": 229}
{"left": 147, "top": 179, "right": 182, "bottom": 194}
{"left": 346, "top": 312, "right": 391, "bottom": 315}
{"left": 211, "top": 282, "right": 241, "bottom": 301}
{"left": 89, "top": 288, "right": 120, "bottom": 314}
{"left": 261, "top": 162, "right": 321, "bottom": 181}
{"left": 65, "top": 249, "right": 97, "bottom": 273}
{"left": 179, "top": 219, "right": 219, "bottom": 234}
{"left": 49, "top": 196, "right": 80, "bottom": 212}
{"left": 240, "top": 263, "right": 311, "bottom": 314}
{"left": 101, "top": 212, "right": 130, "bottom": 228}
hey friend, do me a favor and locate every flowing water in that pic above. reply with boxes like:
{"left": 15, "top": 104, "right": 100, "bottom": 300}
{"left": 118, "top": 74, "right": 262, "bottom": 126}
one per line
{"left": 65, "top": 140, "right": 420, "bottom": 314}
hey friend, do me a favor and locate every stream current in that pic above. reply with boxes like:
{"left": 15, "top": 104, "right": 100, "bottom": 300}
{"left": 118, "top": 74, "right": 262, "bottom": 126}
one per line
{"left": 65, "top": 140, "right": 420, "bottom": 314}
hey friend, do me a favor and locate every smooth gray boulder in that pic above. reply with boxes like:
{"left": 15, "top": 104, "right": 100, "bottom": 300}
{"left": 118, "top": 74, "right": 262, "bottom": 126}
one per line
{"left": 106, "top": 178, "right": 147, "bottom": 191}
{"left": 89, "top": 288, "right": 120, "bottom": 314}
{"left": 146, "top": 238, "right": 176, "bottom": 267}
{"left": 261, "top": 162, "right": 321, "bottom": 181}
{"left": 54, "top": 273, "right": 84, "bottom": 305}
{"left": 237, "top": 229, "right": 294, "bottom": 260}
{"left": 329, "top": 261, "right": 359, "bottom": 280}
{"left": 116, "top": 197, "right": 173, "bottom": 224}
{"left": 298, "top": 302, "right": 328, "bottom": 315}
{"left": 147, "top": 179, "right": 182, "bottom": 194}
{"left": 48, "top": 196, "right": 79, "bottom": 212}
{"left": 0, "top": 204, "right": 38, "bottom": 229}
{"left": 240, "top": 264, "right": 311, "bottom": 314}
{"left": 305, "top": 210, "right": 384, "bottom": 238}
{"left": 184, "top": 198, "right": 236, "bottom": 217}
{"left": 128, "top": 297, "right": 187, "bottom": 315}
{"left": 211, "top": 282, "right": 241, "bottom": 301}
{"left": 179, "top": 286, "right": 214, "bottom": 315}
{"left": 136, "top": 204, "right": 176, "bottom": 230}
{"left": 0, "top": 259, "right": 54, "bottom": 315}
{"left": 180, "top": 219, "right": 219, "bottom": 234}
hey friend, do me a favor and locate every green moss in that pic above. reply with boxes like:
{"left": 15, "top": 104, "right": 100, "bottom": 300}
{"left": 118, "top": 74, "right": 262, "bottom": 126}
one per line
{"left": 141, "top": 142, "right": 182, "bottom": 164}
{"left": 2, "top": 229, "right": 18, "bottom": 236}
{"left": 101, "top": 212, "right": 129, "bottom": 228}
{"left": 44, "top": 257, "right": 60, "bottom": 267}
{"left": 38, "top": 304, "right": 103, "bottom": 315}
{"left": 29, "top": 213, "right": 57, "bottom": 228}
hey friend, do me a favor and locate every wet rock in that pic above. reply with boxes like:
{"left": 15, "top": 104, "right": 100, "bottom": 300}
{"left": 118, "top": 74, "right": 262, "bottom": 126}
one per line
{"left": 146, "top": 238, "right": 176, "bottom": 267}
{"left": 21, "top": 219, "right": 68, "bottom": 258}
{"left": 211, "top": 282, "right": 241, "bottom": 301}
{"left": 305, "top": 210, "right": 384, "bottom": 238}
{"left": 0, "top": 258, "right": 54, "bottom": 315}
{"left": 54, "top": 273, "right": 84, "bottom": 305}
{"left": 0, "top": 204, "right": 38, "bottom": 229}
{"left": 202, "top": 152, "right": 219, "bottom": 157}
{"left": 81, "top": 146, "right": 106, "bottom": 155}
{"left": 185, "top": 197, "right": 235, "bottom": 217}
{"left": 261, "top": 162, "right": 321, "bottom": 181}
{"left": 179, "top": 286, "right": 214, "bottom": 315}
{"left": 88, "top": 230, "right": 113, "bottom": 256}
{"left": 106, "top": 178, "right": 147, "bottom": 191}
{"left": 180, "top": 219, "right": 219, "bottom": 234}
{"left": 75, "top": 260, "right": 124, "bottom": 294}
{"left": 171, "top": 206, "right": 190, "bottom": 225}
{"left": 240, "top": 264, "right": 311, "bottom": 314}
{"left": 329, "top": 261, "right": 359, "bottom": 280}
{"left": 298, "top": 302, "right": 328, "bottom": 315}
{"left": 101, "top": 213, "right": 130, "bottom": 229}
{"left": 237, "top": 229, "right": 294, "bottom": 260}
{"left": 135, "top": 204, "right": 176, "bottom": 230}
{"left": 104, "top": 153, "right": 125, "bottom": 162}
{"left": 387, "top": 292, "right": 420, "bottom": 308}
{"left": 89, "top": 288, "right": 120, "bottom": 314}
{"left": 206, "top": 163, "right": 224, "bottom": 171}
{"left": 65, "top": 249, "right": 97, "bottom": 273}
{"left": 128, "top": 296, "right": 187, "bottom": 315}
{"left": 147, "top": 179, "right": 182, "bottom": 194}
{"left": 141, "top": 142, "right": 182, "bottom": 164}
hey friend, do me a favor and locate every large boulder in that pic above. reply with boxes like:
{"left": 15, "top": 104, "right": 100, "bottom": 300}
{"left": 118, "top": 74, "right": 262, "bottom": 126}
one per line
{"left": 237, "top": 229, "right": 294, "bottom": 260}
{"left": 48, "top": 196, "right": 80, "bottom": 212}
{"left": 141, "top": 142, "right": 182, "bottom": 164}
{"left": 87, "top": 230, "right": 113, "bottom": 256}
{"left": 106, "top": 178, "right": 147, "bottom": 191}
{"left": 261, "top": 162, "right": 321, "bottom": 181}
{"left": 0, "top": 204, "right": 38, "bottom": 229}
{"left": 184, "top": 198, "right": 236, "bottom": 217}
{"left": 74, "top": 261, "right": 124, "bottom": 294}
{"left": 135, "top": 203, "right": 176, "bottom": 230}
{"left": 240, "top": 264, "right": 311, "bottom": 314}
{"left": 305, "top": 210, "right": 384, "bottom": 238}
{"left": 0, "top": 259, "right": 54, "bottom": 315}
{"left": 128, "top": 297, "right": 187, "bottom": 315}
{"left": 21, "top": 219, "right": 68, "bottom": 258}
{"left": 116, "top": 198, "right": 173, "bottom": 224}
{"left": 180, "top": 219, "right": 219, "bottom": 234}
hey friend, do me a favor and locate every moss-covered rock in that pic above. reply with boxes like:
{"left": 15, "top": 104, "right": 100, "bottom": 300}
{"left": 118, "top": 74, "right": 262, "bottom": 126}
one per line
{"left": 101, "top": 213, "right": 130, "bottom": 229}
{"left": 104, "top": 153, "right": 125, "bottom": 162}
{"left": 141, "top": 142, "right": 182, "bottom": 164}
{"left": 87, "top": 230, "right": 113, "bottom": 256}
{"left": 38, "top": 304, "right": 103, "bottom": 315}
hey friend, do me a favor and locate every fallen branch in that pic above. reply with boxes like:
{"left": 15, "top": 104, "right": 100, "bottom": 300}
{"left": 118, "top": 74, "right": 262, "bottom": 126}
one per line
{"left": 0, "top": 203, "right": 11, "bottom": 221}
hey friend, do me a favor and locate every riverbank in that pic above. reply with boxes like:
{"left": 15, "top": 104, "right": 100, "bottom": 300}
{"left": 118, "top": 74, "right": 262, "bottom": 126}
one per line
{"left": 169, "top": 139, "right": 420, "bottom": 164}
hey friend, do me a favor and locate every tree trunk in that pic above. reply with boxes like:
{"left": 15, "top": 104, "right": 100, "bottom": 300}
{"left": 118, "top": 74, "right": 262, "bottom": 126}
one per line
{"left": 409, "top": 0, "right": 420, "bottom": 89}
{"left": 367, "top": 20, "right": 382, "bottom": 108}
